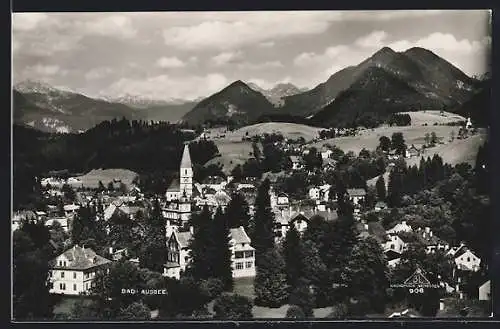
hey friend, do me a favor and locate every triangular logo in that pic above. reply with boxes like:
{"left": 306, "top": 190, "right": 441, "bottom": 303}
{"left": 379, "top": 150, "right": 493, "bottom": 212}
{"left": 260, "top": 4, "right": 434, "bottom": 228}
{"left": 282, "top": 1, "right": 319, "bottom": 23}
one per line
{"left": 404, "top": 267, "right": 431, "bottom": 285}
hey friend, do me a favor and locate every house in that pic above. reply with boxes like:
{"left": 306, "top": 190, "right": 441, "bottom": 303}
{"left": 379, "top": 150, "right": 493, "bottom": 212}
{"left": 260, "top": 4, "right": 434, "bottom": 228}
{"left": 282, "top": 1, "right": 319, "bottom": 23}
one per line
{"left": 415, "top": 227, "right": 450, "bottom": 254}
{"left": 289, "top": 155, "right": 304, "bottom": 170}
{"left": 229, "top": 226, "right": 256, "bottom": 278}
{"left": 374, "top": 201, "right": 388, "bottom": 212}
{"left": 384, "top": 234, "right": 407, "bottom": 254}
{"left": 321, "top": 149, "right": 333, "bottom": 160}
{"left": 454, "top": 249, "right": 481, "bottom": 272}
{"left": 63, "top": 204, "right": 80, "bottom": 218}
{"left": 49, "top": 245, "right": 112, "bottom": 296}
{"left": 346, "top": 188, "right": 366, "bottom": 206}
{"left": 479, "top": 280, "right": 491, "bottom": 301}
{"left": 276, "top": 192, "right": 289, "bottom": 207}
{"left": 12, "top": 210, "right": 37, "bottom": 231}
{"left": 388, "top": 258, "right": 401, "bottom": 268}
{"left": 103, "top": 199, "right": 143, "bottom": 221}
{"left": 386, "top": 221, "right": 413, "bottom": 234}
{"left": 45, "top": 217, "right": 69, "bottom": 232}
{"left": 164, "top": 226, "right": 256, "bottom": 279}
{"left": 67, "top": 177, "right": 84, "bottom": 188}
{"left": 163, "top": 197, "right": 192, "bottom": 223}
{"left": 164, "top": 229, "right": 194, "bottom": 279}
{"left": 405, "top": 144, "right": 420, "bottom": 158}
{"left": 309, "top": 184, "right": 331, "bottom": 201}
{"left": 109, "top": 247, "right": 128, "bottom": 261}
{"left": 201, "top": 175, "right": 227, "bottom": 192}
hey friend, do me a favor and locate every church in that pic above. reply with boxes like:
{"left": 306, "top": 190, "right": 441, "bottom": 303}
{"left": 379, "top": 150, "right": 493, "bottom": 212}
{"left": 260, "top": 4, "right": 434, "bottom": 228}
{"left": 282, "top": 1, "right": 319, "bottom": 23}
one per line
{"left": 163, "top": 144, "right": 195, "bottom": 225}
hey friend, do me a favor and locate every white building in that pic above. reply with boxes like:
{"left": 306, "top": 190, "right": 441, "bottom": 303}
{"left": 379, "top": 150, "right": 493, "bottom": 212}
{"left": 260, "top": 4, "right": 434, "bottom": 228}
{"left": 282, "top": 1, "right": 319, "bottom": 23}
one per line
{"left": 230, "top": 226, "right": 256, "bottom": 278}
{"left": 346, "top": 188, "right": 366, "bottom": 206}
{"left": 321, "top": 149, "right": 333, "bottom": 160}
{"left": 164, "top": 229, "right": 193, "bottom": 279}
{"left": 479, "top": 280, "right": 491, "bottom": 301}
{"left": 45, "top": 217, "right": 69, "bottom": 232}
{"left": 49, "top": 245, "right": 111, "bottom": 295}
{"left": 454, "top": 249, "right": 481, "bottom": 272}
{"left": 163, "top": 197, "right": 192, "bottom": 224}
{"left": 387, "top": 221, "right": 413, "bottom": 234}
{"left": 384, "top": 234, "right": 407, "bottom": 254}
{"left": 63, "top": 204, "right": 80, "bottom": 218}
{"left": 308, "top": 184, "right": 331, "bottom": 202}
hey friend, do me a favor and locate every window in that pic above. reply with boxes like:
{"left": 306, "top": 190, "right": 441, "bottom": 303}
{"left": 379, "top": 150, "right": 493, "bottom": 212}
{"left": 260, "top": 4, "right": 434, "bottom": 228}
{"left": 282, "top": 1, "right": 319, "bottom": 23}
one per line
{"left": 58, "top": 260, "right": 62, "bottom": 266}
{"left": 400, "top": 245, "right": 403, "bottom": 251}
{"left": 85, "top": 283, "right": 89, "bottom": 290}
{"left": 245, "top": 261, "right": 253, "bottom": 268}
{"left": 244, "top": 251, "right": 254, "bottom": 258}
{"left": 73, "top": 272, "right": 77, "bottom": 279}
{"left": 235, "top": 251, "right": 244, "bottom": 259}
{"left": 61, "top": 272, "right": 65, "bottom": 278}
{"left": 60, "top": 283, "right": 66, "bottom": 290}
{"left": 63, "top": 261, "right": 67, "bottom": 267}
{"left": 467, "top": 257, "right": 471, "bottom": 262}
{"left": 235, "top": 262, "right": 244, "bottom": 270}
{"left": 73, "top": 284, "right": 77, "bottom": 291}
{"left": 49, "top": 283, "right": 54, "bottom": 289}
{"left": 390, "top": 244, "right": 395, "bottom": 250}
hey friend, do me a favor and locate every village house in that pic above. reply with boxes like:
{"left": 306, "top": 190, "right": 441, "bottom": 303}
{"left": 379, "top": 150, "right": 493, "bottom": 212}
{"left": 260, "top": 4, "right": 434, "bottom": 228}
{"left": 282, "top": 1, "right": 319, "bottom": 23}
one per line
{"left": 12, "top": 210, "right": 37, "bottom": 231}
{"left": 346, "top": 188, "right": 366, "bottom": 206}
{"left": 479, "top": 280, "right": 491, "bottom": 301}
{"left": 45, "top": 217, "right": 70, "bottom": 232}
{"left": 163, "top": 197, "right": 192, "bottom": 223}
{"left": 49, "top": 245, "right": 112, "bottom": 296}
{"left": 163, "top": 226, "right": 256, "bottom": 279}
{"left": 321, "top": 149, "right": 333, "bottom": 160}
{"left": 386, "top": 220, "right": 413, "bottom": 234}
{"left": 454, "top": 249, "right": 481, "bottom": 272}
{"left": 103, "top": 199, "right": 143, "bottom": 221}
{"left": 63, "top": 204, "right": 80, "bottom": 218}
{"left": 308, "top": 184, "right": 331, "bottom": 202}
{"left": 384, "top": 234, "right": 408, "bottom": 255}
{"left": 374, "top": 201, "right": 388, "bottom": 212}
{"left": 405, "top": 144, "right": 421, "bottom": 158}
{"left": 415, "top": 227, "right": 450, "bottom": 253}
{"left": 201, "top": 175, "right": 227, "bottom": 192}
{"left": 289, "top": 155, "right": 304, "bottom": 170}
{"left": 229, "top": 226, "right": 256, "bottom": 278}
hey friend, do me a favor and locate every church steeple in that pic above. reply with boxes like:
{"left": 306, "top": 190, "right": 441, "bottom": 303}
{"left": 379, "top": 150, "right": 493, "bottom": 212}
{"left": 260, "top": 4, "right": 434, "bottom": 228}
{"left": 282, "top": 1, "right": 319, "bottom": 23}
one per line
{"left": 180, "top": 144, "right": 192, "bottom": 169}
{"left": 179, "top": 143, "right": 193, "bottom": 199}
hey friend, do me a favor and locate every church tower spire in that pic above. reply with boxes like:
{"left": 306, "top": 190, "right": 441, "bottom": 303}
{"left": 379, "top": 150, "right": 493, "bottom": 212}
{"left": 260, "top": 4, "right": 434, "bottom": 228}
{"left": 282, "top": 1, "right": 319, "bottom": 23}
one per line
{"left": 179, "top": 144, "right": 193, "bottom": 198}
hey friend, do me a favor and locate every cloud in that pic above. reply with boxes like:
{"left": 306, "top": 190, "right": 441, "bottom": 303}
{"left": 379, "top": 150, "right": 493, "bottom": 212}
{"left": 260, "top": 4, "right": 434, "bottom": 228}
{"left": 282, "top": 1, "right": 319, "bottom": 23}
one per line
{"left": 355, "top": 30, "right": 388, "bottom": 48}
{"left": 100, "top": 73, "right": 229, "bottom": 100}
{"left": 211, "top": 51, "right": 243, "bottom": 66}
{"left": 156, "top": 56, "right": 186, "bottom": 68}
{"left": 238, "top": 61, "right": 284, "bottom": 70}
{"left": 247, "top": 76, "right": 293, "bottom": 90}
{"left": 21, "top": 64, "right": 68, "bottom": 80}
{"left": 259, "top": 41, "right": 275, "bottom": 48}
{"left": 389, "top": 33, "right": 491, "bottom": 54}
{"left": 293, "top": 45, "right": 350, "bottom": 67}
{"left": 77, "top": 15, "right": 137, "bottom": 39}
{"left": 85, "top": 67, "right": 113, "bottom": 80}
{"left": 12, "top": 13, "right": 49, "bottom": 31}
{"left": 162, "top": 12, "right": 336, "bottom": 50}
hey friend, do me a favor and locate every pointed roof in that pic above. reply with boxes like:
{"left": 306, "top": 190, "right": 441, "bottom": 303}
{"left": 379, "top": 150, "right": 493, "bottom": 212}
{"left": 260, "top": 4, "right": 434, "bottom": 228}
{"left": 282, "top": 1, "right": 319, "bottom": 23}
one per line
{"left": 180, "top": 144, "right": 192, "bottom": 168}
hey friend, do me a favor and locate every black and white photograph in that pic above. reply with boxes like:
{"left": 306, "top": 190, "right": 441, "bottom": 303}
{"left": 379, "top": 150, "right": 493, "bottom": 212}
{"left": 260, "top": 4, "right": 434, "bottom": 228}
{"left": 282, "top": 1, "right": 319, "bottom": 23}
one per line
{"left": 12, "top": 9, "right": 493, "bottom": 321}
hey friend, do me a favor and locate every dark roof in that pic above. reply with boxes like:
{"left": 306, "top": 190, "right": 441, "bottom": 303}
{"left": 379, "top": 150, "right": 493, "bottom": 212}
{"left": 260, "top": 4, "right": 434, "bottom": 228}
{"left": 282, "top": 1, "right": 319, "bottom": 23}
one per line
{"left": 175, "top": 231, "right": 193, "bottom": 248}
{"left": 51, "top": 245, "right": 111, "bottom": 270}
{"left": 167, "top": 178, "right": 180, "bottom": 192}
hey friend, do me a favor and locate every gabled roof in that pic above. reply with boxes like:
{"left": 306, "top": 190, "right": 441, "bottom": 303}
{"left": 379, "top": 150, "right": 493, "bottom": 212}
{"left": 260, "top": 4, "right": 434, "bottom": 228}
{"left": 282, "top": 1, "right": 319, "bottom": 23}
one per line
{"left": 230, "top": 226, "right": 251, "bottom": 244}
{"left": 175, "top": 231, "right": 193, "bottom": 248}
{"left": 347, "top": 188, "right": 366, "bottom": 196}
{"left": 289, "top": 155, "right": 302, "bottom": 162}
{"left": 51, "top": 245, "right": 111, "bottom": 270}
{"left": 202, "top": 176, "right": 225, "bottom": 185}
{"left": 167, "top": 178, "right": 180, "bottom": 192}
{"left": 180, "top": 144, "right": 192, "bottom": 168}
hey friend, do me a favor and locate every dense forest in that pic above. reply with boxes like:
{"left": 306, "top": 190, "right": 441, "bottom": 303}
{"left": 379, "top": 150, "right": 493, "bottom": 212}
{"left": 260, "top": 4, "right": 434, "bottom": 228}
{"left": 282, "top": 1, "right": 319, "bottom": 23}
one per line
{"left": 13, "top": 119, "right": 219, "bottom": 208}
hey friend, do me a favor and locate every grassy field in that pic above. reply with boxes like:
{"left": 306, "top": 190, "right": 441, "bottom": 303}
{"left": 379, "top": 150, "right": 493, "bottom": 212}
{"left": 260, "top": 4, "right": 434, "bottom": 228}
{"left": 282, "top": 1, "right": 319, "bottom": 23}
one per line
{"left": 206, "top": 140, "right": 254, "bottom": 174}
{"left": 53, "top": 296, "right": 94, "bottom": 316}
{"left": 313, "top": 125, "right": 464, "bottom": 155}
{"left": 398, "top": 110, "right": 466, "bottom": 126}
{"left": 229, "top": 122, "right": 325, "bottom": 142}
{"left": 74, "top": 168, "right": 139, "bottom": 189}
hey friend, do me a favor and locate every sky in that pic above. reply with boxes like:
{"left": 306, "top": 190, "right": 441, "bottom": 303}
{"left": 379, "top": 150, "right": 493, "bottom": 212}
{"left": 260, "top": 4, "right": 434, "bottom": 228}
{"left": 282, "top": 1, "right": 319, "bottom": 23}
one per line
{"left": 12, "top": 10, "right": 492, "bottom": 101}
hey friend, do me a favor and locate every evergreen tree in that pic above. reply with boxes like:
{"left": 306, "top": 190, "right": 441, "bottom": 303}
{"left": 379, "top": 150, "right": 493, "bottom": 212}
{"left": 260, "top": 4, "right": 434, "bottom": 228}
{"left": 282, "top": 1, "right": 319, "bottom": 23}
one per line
{"left": 300, "top": 239, "right": 329, "bottom": 307}
{"left": 186, "top": 206, "right": 214, "bottom": 280}
{"left": 288, "top": 277, "right": 316, "bottom": 318}
{"left": 391, "top": 132, "right": 406, "bottom": 155}
{"left": 378, "top": 136, "right": 391, "bottom": 152}
{"left": 212, "top": 207, "right": 234, "bottom": 291}
{"left": 213, "top": 293, "right": 253, "bottom": 320}
{"left": 375, "top": 175, "right": 386, "bottom": 201}
{"left": 140, "top": 199, "right": 166, "bottom": 272}
{"left": 225, "top": 192, "right": 251, "bottom": 230}
{"left": 13, "top": 221, "right": 54, "bottom": 320}
{"left": 252, "top": 179, "right": 275, "bottom": 261}
{"left": 254, "top": 248, "right": 289, "bottom": 307}
{"left": 387, "top": 169, "right": 403, "bottom": 208}
{"left": 283, "top": 225, "right": 303, "bottom": 289}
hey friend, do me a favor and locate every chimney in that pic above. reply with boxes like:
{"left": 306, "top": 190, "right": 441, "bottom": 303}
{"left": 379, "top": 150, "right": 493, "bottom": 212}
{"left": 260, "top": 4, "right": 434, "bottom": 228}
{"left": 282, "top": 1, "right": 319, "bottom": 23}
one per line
{"left": 109, "top": 246, "right": 113, "bottom": 255}
{"left": 429, "top": 231, "right": 433, "bottom": 237}
{"left": 189, "top": 226, "right": 194, "bottom": 234}
{"left": 425, "top": 227, "right": 430, "bottom": 234}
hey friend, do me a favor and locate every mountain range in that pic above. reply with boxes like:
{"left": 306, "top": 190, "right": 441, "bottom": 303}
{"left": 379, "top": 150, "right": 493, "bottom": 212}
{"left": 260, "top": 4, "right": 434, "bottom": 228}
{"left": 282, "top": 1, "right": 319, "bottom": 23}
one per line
{"left": 13, "top": 46, "right": 488, "bottom": 132}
